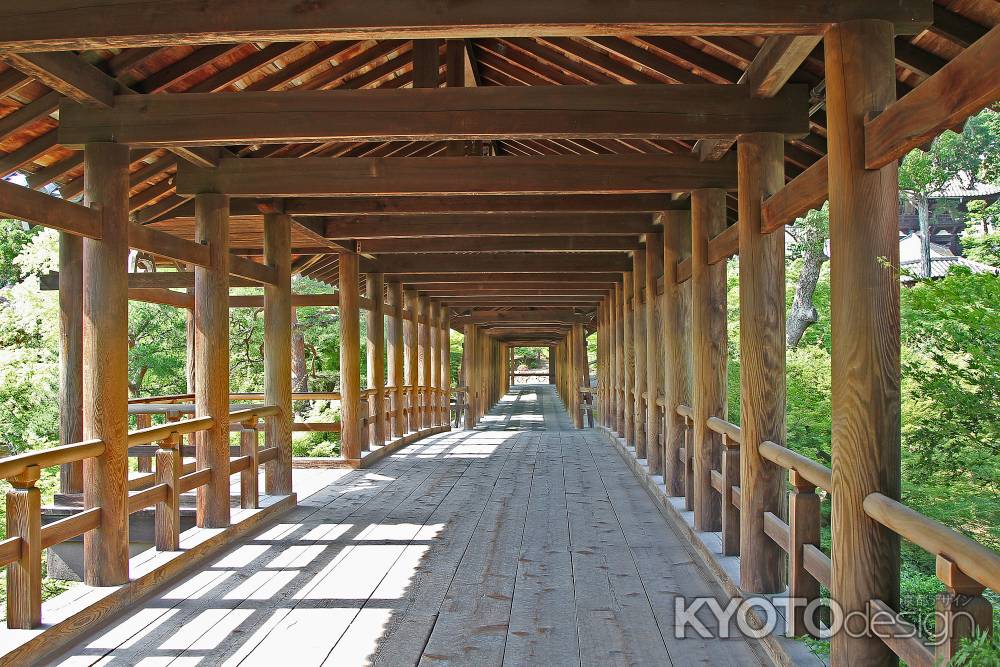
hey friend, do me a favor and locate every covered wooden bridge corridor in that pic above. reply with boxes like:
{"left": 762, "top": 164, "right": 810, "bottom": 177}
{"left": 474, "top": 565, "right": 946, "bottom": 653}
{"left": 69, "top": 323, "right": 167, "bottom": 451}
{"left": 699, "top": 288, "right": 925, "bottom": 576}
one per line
{"left": 0, "top": 2, "right": 998, "bottom": 666}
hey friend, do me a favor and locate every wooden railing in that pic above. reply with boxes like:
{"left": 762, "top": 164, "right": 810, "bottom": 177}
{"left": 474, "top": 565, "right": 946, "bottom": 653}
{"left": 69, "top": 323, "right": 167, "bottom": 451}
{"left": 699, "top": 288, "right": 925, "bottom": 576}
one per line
{"left": 621, "top": 398, "right": 997, "bottom": 660}
{"left": 1, "top": 403, "right": 281, "bottom": 629}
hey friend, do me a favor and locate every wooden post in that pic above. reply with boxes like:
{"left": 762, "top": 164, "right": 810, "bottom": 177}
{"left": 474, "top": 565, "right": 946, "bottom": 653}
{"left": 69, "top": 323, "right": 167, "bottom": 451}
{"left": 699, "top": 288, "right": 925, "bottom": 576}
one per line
{"left": 264, "top": 211, "right": 292, "bottom": 495}
{"left": 933, "top": 557, "right": 994, "bottom": 665}
{"left": 632, "top": 249, "right": 646, "bottom": 456}
{"left": 239, "top": 421, "right": 259, "bottom": 508}
{"left": 82, "top": 141, "right": 130, "bottom": 586}
{"left": 194, "top": 192, "right": 230, "bottom": 529}
{"left": 6, "top": 465, "right": 41, "bottom": 628}
{"left": 404, "top": 289, "right": 419, "bottom": 433}
{"left": 421, "top": 298, "right": 433, "bottom": 428}
{"left": 134, "top": 413, "right": 152, "bottom": 472}
{"left": 615, "top": 283, "right": 625, "bottom": 435}
{"left": 738, "top": 132, "right": 787, "bottom": 592}
{"left": 412, "top": 39, "right": 440, "bottom": 89}
{"left": 366, "top": 273, "right": 386, "bottom": 446}
{"left": 428, "top": 301, "right": 440, "bottom": 426}
{"left": 462, "top": 323, "right": 476, "bottom": 429}
{"left": 721, "top": 436, "right": 740, "bottom": 556}
{"left": 58, "top": 232, "right": 84, "bottom": 494}
{"left": 154, "top": 432, "right": 181, "bottom": 551}
{"left": 644, "top": 232, "right": 664, "bottom": 474}
{"left": 623, "top": 270, "right": 635, "bottom": 444}
{"left": 662, "top": 211, "right": 690, "bottom": 497}
{"left": 826, "top": 20, "right": 900, "bottom": 666}
{"left": 691, "top": 189, "right": 727, "bottom": 533}
{"left": 440, "top": 307, "right": 451, "bottom": 427}
{"left": 387, "top": 280, "right": 405, "bottom": 438}
{"left": 339, "top": 252, "right": 361, "bottom": 460}
{"left": 788, "top": 470, "right": 821, "bottom": 636}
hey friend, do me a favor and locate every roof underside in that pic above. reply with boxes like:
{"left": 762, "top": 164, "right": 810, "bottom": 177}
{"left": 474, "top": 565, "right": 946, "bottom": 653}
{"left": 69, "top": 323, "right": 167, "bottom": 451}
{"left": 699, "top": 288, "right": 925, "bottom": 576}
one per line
{"left": 0, "top": 0, "right": 997, "bottom": 338}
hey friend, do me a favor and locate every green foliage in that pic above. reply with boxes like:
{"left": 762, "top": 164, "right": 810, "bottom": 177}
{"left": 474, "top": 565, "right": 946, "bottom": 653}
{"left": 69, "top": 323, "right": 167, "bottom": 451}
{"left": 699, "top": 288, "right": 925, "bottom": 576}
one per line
{"left": 0, "top": 219, "right": 40, "bottom": 287}
{"left": 962, "top": 229, "right": 1000, "bottom": 267}
{"left": 950, "top": 630, "right": 1000, "bottom": 666}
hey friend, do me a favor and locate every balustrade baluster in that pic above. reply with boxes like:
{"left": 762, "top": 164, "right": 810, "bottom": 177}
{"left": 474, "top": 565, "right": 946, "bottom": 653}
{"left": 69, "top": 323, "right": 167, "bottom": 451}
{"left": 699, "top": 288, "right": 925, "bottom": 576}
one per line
{"left": 6, "top": 464, "right": 41, "bottom": 629}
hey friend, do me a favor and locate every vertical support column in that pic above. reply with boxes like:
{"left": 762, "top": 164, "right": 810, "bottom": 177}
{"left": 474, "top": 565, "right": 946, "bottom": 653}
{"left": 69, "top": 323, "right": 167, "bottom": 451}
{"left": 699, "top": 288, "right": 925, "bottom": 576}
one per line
{"left": 463, "top": 323, "right": 477, "bottom": 429}
{"left": 738, "top": 132, "right": 787, "bottom": 591}
{"left": 573, "top": 323, "right": 586, "bottom": 428}
{"left": 440, "top": 307, "right": 451, "bottom": 428}
{"left": 645, "top": 232, "right": 664, "bottom": 474}
{"left": 632, "top": 249, "right": 647, "bottom": 456}
{"left": 366, "top": 273, "right": 386, "bottom": 446}
{"left": 615, "top": 283, "right": 625, "bottom": 435}
{"left": 430, "top": 302, "right": 442, "bottom": 426}
{"left": 387, "top": 280, "right": 405, "bottom": 438}
{"left": 404, "top": 289, "right": 419, "bottom": 432}
{"left": 622, "top": 271, "right": 635, "bottom": 444}
{"left": 412, "top": 39, "right": 440, "bottom": 89}
{"left": 826, "top": 20, "right": 900, "bottom": 666}
{"left": 82, "top": 142, "right": 129, "bottom": 586}
{"left": 264, "top": 212, "right": 292, "bottom": 495}
{"left": 691, "top": 189, "right": 727, "bottom": 532}
{"left": 339, "top": 252, "right": 362, "bottom": 461}
{"left": 662, "top": 211, "right": 691, "bottom": 496}
{"left": 59, "top": 232, "right": 84, "bottom": 494}
{"left": 421, "top": 299, "right": 433, "bottom": 428}
{"left": 194, "top": 192, "right": 230, "bottom": 528}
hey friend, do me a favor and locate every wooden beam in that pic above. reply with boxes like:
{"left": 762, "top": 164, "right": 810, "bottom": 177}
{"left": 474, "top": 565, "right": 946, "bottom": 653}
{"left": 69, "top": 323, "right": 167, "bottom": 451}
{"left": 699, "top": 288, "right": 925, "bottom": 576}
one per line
{"left": 865, "top": 24, "right": 1000, "bottom": 169}
{"left": 453, "top": 309, "right": 589, "bottom": 325}
{"left": 375, "top": 253, "right": 631, "bottom": 274}
{"left": 161, "top": 193, "right": 683, "bottom": 218}
{"left": 359, "top": 235, "right": 640, "bottom": 253}
{"left": 128, "top": 287, "right": 194, "bottom": 308}
{"left": 328, "top": 214, "right": 655, "bottom": 239}
{"left": 59, "top": 85, "right": 809, "bottom": 146}
{"left": 1, "top": 52, "right": 115, "bottom": 106}
{"left": 396, "top": 272, "right": 622, "bottom": 283}
{"left": 761, "top": 156, "right": 828, "bottom": 232}
{"left": 0, "top": 2, "right": 932, "bottom": 51}
{"left": 177, "top": 154, "right": 738, "bottom": 197}
{"left": 0, "top": 179, "right": 101, "bottom": 239}
{"left": 229, "top": 254, "right": 278, "bottom": 285}
{"left": 708, "top": 223, "right": 740, "bottom": 265}
{"left": 127, "top": 223, "right": 210, "bottom": 267}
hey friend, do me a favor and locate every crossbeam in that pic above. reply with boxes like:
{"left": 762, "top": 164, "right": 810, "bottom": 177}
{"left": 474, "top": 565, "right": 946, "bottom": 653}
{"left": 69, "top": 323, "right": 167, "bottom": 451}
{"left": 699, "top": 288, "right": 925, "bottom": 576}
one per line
{"left": 395, "top": 273, "right": 622, "bottom": 283}
{"left": 358, "top": 236, "right": 640, "bottom": 253}
{"left": 329, "top": 214, "right": 654, "bottom": 239}
{"left": 374, "top": 253, "right": 632, "bottom": 274}
{"left": 176, "top": 155, "right": 737, "bottom": 197}
{"left": 0, "top": 1, "right": 932, "bottom": 51}
{"left": 59, "top": 86, "right": 809, "bottom": 147}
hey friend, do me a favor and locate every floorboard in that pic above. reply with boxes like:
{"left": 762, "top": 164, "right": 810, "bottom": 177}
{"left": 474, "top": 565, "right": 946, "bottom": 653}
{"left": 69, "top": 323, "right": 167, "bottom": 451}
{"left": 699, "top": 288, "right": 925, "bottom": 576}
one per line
{"left": 49, "top": 385, "right": 770, "bottom": 667}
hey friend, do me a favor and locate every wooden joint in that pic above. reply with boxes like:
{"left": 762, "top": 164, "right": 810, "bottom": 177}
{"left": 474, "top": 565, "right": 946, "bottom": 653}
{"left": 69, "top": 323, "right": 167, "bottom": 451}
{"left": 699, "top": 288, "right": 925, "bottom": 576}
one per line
{"left": 789, "top": 468, "right": 816, "bottom": 493}
{"left": 936, "top": 555, "right": 985, "bottom": 595}
{"left": 10, "top": 464, "right": 40, "bottom": 488}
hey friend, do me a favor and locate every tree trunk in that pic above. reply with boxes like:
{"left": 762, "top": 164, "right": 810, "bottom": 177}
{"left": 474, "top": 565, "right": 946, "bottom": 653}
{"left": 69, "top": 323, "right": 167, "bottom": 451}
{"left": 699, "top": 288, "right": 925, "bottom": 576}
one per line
{"left": 787, "top": 242, "right": 828, "bottom": 348}
{"left": 918, "top": 195, "right": 932, "bottom": 279}
{"left": 291, "top": 309, "right": 308, "bottom": 393}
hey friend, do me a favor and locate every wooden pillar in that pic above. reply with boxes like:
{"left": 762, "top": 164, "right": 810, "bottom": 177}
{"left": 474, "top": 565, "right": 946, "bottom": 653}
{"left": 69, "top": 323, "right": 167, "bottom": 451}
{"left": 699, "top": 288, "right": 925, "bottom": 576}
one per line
{"left": 632, "top": 249, "right": 647, "bottom": 456}
{"left": 615, "top": 283, "right": 625, "bottom": 435}
{"left": 463, "top": 323, "right": 477, "bottom": 428}
{"left": 412, "top": 39, "right": 440, "bottom": 89}
{"left": 661, "top": 213, "right": 690, "bottom": 496}
{"left": 339, "top": 252, "right": 362, "bottom": 460}
{"left": 738, "top": 133, "right": 788, "bottom": 591}
{"left": 387, "top": 280, "right": 405, "bottom": 438}
{"left": 263, "top": 212, "right": 292, "bottom": 495}
{"left": 194, "top": 193, "right": 230, "bottom": 529}
{"left": 826, "top": 20, "right": 901, "bottom": 666}
{"left": 403, "top": 289, "right": 419, "bottom": 432}
{"left": 59, "top": 232, "right": 84, "bottom": 494}
{"left": 82, "top": 142, "right": 130, "bottom": 585}
{"left": 691, "top": 189, "right": 727, "bottom": 532}
{"left": 439, "top": 307, "right": 451, "bottom": 428}
{"left": 421, "top": 298, "right": 433, "bottom": 428}
{"left": 644, "top": 232, "right": 664, "bottom": 474}
{"left": 623, "top": 270, "right": 635, "bottom": 444}
{"left": 366, "top": 273, "right": 386, "bottom": 446}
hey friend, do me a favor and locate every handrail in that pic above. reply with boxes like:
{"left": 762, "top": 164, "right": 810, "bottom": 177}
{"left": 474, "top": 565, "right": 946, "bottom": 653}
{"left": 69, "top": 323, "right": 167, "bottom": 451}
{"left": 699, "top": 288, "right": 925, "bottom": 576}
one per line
{"left": 706, "top": 416, "right": 741, "bottom": 444}
{"left": 0, "top": 439, "right": 105, "bottom": 481}
{"left": 228, "top": 405, "right": 281, "bottom": 423}
{"left": 129, "top": 391, "right": 342, "bottom": 404}
{"left": 758, "top": 440, "right": 832, "bottom": 492}
{"left": 863, "top": 492, "right": 1000, "bottom": 593}
{"left": 127, "top": 416, "right": 215, "bottom": 447}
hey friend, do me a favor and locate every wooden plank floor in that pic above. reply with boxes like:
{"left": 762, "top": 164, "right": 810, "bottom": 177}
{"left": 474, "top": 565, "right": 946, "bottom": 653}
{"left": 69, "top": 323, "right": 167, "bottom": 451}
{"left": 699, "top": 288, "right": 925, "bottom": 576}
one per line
{"left": 51, "top": 385, "right": 769, "bottom": 667}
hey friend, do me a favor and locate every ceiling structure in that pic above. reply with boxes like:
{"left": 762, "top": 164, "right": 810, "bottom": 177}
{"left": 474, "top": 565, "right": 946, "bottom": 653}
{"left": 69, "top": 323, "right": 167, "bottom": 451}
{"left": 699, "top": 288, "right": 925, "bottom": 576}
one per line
{"left": 0, "top": 0, "right": 997, "bottom": 341}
